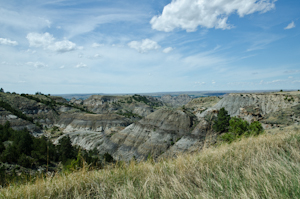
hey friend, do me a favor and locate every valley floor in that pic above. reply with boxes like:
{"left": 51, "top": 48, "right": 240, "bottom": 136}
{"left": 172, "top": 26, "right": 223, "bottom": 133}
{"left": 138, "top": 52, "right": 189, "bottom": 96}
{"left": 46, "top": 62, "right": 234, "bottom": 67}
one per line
{"left": 1, "top": 125, "right": 300, "bottom": 199}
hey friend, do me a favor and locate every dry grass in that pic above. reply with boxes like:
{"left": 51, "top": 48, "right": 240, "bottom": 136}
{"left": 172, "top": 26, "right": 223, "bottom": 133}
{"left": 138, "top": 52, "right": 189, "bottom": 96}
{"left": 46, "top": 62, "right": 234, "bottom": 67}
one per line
{"left": 1, "top": 126, "right": 300, "bottom": 198}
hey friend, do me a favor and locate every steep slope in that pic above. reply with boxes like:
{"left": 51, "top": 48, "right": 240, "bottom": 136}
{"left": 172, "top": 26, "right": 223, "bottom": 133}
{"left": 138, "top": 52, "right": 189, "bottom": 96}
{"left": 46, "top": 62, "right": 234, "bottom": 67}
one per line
{"left": 60, "top": 108, "right": 215, "bottom": 161}
{"left": 0, "top": 92, "right": 90, "bottom": 133}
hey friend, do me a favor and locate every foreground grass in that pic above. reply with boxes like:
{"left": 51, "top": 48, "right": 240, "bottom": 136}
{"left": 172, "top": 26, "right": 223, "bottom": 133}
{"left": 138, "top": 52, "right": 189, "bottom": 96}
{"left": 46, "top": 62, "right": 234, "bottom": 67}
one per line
{"left": 1, "top": 126, "right": 300, "bottom": 198}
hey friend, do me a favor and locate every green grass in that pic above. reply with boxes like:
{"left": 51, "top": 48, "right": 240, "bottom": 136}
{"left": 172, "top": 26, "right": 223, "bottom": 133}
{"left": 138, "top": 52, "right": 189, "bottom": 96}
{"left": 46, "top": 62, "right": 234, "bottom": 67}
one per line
{"left": 1, "top": 125, "right": 300, "bottom": 198}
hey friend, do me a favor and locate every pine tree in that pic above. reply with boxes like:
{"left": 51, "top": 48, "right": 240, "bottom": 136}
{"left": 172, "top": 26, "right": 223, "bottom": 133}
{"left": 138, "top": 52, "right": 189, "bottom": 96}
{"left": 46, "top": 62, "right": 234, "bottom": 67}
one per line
{"left": 58, "top": 135, "right": 75, "bottom": 163}
{"left": 213, "top": 107, "right": 231, "bottom": 133}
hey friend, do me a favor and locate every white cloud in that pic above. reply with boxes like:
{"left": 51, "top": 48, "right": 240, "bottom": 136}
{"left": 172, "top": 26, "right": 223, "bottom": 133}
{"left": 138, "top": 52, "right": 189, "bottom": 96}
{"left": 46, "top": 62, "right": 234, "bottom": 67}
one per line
{"left": 151, "top": 0, "right": 276, "bottom": 32}
{"left": 284, "top": 21, "right": 296, "bottom": 30}
{"left": 92, "top": 43, "right": 104, "bottom": 48}
{"left": 163, "top": 47, "right": 174, "bottom": 53}
{"left": 27, "top": 32, "right": 54, "bottom": 48}
{"left": 288, "top": 76, "right": 293, "bottom": 79}
{"left": 26, "top": 32, "right": 77, "bottom": 53}
{"left": 60, "top": 65, "right": 65, "bottom": 69}
{"left": 75, "top": 62, "right": 87, "bottom": 68}
{"left": 0, "top": 38, "right": 18, "bottom": 46}
{"left": 48, "top": 40, "right": 77, "bottom": 53}
{"left": 26, "top": 61, "right": 48, "bottom": 68}
{"left": 128, "top": 39, "right": 161, "bottom": 53}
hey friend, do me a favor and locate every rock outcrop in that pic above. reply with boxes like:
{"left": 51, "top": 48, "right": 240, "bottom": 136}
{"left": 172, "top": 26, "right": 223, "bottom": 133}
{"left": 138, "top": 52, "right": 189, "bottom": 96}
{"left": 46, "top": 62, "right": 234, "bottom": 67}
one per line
{"left": 78, "top": 95, "right": 162, "bottom": 118}
{"left": 197, "top": 93, "right": 300, "bottom": 126}
{"left": 159, "top": 94, "right": 193, "bottom": 107}
{"left": 56, "top": 113, "right": 131, "bottom": 133}
{"left": 57, "top": 109, "right": 212, "bottom": 161}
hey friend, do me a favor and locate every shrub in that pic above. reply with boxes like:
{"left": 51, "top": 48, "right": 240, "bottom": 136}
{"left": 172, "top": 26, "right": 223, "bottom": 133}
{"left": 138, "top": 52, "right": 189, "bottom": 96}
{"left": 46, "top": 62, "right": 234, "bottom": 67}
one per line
{"left": 103, "top": 152, "right": 114, "bottom": 163}
{"left": 221, "top": 118, "right": 264, "bottom": 143}
{"left": 247, "top": 121, "right": 264, "bottom": 136}
{"left": 229, "top": 117, "right": 249, "bottom": 136}
{"left": 220, "top": 132, "right": 236, "bottom": 143}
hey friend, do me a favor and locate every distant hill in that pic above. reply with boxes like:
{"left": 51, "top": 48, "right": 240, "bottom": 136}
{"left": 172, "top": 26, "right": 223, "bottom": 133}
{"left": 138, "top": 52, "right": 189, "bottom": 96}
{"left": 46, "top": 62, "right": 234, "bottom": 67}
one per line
{"left": 54, "top": 90, "right": 288, "bottom": 100}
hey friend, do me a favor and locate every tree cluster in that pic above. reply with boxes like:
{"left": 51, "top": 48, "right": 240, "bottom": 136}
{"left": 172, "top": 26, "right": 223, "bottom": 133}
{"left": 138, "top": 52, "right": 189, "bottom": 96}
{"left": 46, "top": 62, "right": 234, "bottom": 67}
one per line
{"left": 0, "top": 122, "right": 102, "bottom": 169}
{"left": 213, "top": 108, "right": 264, "bottom": 143}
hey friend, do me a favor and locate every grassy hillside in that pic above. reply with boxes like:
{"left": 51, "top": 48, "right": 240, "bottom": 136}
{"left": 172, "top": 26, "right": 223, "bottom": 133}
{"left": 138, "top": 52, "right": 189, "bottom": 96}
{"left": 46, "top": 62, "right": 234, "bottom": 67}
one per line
{"left": 1, "top": 125, "right": 300, "bottom": 198}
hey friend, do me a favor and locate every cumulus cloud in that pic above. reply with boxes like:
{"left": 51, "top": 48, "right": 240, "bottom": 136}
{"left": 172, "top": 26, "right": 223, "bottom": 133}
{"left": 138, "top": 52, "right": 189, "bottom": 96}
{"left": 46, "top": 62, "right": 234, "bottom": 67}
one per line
{"left": 26, "top": 61, "right": 48, "bottom": 68}
{"left": 27, "top": 32, "right": 54, "bottom": 47}
{"left": 75, "top": 62, "right": 87, "bottom": 68}
{"left": 48, "top": 40, "right": 77, "bottom": 53}
{"left": 284, "top": 21, "right": 296, "bottom": 30}
{"left": 128, "top": 39, "right": 161, "bottom": 53}
{"left": 151, "top": 0, "right": 276, "bottom": 32}
{"left": 0, "top": 38, "right": 18, "bottom": 46}
{"left": 26, "top": 32, "right": 77, "bottom": 53}
{"left": 163, "top": 47, "right": 174, "bottom": 53}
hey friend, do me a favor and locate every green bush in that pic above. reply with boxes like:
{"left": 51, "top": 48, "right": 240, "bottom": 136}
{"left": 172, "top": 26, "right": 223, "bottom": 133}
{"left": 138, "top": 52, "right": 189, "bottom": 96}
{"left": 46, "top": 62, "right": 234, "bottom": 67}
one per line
{"left": 220, "top": 118, "right": 264, "bottom": 143}
{"left": 229, "top": 117, "right": 249, "bottom": 136}
{"left": 248, "top": 121, "right": 264, "bottom": 136}
{"left": 220, "top": 132, "right": 236, "bottom": 143}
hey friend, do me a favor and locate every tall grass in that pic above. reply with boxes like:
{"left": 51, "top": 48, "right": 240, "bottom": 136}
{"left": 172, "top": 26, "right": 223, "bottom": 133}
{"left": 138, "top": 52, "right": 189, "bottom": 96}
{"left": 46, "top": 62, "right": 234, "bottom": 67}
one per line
{"left": 1, "top": 126, "right": 300, "bottom": 198}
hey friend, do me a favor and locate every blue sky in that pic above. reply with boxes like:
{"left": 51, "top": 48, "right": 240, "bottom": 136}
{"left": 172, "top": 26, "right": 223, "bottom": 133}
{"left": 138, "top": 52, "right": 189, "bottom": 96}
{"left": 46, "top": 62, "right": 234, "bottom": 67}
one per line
{"left": 0, "top": 0, "right": 299, "bottom": 94}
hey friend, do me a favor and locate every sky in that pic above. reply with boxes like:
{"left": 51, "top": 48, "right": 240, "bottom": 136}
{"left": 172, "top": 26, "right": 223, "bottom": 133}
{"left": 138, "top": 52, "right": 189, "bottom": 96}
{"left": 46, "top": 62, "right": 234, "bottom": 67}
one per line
{"left": 0, "top": 0, "right": 300, "bottom": 94}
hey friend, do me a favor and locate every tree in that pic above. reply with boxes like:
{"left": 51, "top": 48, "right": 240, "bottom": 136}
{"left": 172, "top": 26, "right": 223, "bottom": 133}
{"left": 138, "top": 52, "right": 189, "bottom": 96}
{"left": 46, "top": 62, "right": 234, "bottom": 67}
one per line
{"left": 0, "top": 88, "right": 3, "bottom": 93}
{"left": 58, "top": 135, "right": 75, "bottom": 163}
{"left": 12, "top": 129, "right": 33, "bottom": 156}
{"left": 213, "top": 107, "right": 231, "bottom": 133}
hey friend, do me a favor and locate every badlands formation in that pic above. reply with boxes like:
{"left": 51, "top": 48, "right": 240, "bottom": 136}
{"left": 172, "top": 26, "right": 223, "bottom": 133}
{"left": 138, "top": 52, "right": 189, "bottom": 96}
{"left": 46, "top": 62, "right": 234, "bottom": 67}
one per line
{"left": 1, "top": 91, "right": 300, "bottom": 162}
